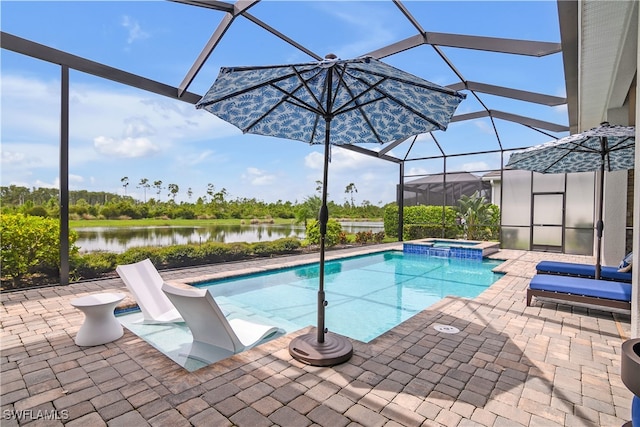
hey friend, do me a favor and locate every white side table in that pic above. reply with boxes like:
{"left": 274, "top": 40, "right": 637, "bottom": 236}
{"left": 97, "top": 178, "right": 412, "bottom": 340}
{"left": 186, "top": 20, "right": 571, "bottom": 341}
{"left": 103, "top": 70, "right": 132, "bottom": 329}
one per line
{"left": 70, "top": 293, "right": 125, "bottom": 346}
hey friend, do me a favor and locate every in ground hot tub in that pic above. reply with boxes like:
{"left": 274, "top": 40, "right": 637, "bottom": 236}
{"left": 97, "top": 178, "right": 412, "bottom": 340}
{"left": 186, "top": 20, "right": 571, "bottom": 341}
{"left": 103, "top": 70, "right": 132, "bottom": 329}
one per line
{"left": 403, "top": 238, "right": 499, "bottom": 261}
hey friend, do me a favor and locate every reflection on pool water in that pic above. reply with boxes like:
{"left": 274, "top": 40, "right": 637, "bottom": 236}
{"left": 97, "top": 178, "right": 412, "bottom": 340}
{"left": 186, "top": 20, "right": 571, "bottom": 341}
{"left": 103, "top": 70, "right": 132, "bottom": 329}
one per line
{"left": 118, "top": 250, "right": 504, "bottom": 371}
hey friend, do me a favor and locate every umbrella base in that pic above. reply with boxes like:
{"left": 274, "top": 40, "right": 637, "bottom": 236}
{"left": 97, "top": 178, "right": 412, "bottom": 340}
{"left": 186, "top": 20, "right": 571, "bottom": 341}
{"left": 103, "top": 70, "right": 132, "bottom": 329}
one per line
{"left": 289, "top": 331, "right": 353, "bottom": 366}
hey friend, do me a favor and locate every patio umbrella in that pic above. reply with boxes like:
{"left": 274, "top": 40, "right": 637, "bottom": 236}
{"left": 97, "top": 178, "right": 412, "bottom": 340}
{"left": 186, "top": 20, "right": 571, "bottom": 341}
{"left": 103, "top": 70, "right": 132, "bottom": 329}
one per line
{"left": 196, "top": 54, "right": 466, "bottom": 366}
{"left": 505, "top": 122, "right": 635, "bottom": 280}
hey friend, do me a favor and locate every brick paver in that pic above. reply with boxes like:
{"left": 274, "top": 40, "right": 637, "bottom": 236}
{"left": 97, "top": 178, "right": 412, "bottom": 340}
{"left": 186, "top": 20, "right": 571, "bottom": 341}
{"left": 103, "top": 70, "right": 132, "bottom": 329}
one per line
{"left": 1, "top": 244, "right": 634, "bottom": 426}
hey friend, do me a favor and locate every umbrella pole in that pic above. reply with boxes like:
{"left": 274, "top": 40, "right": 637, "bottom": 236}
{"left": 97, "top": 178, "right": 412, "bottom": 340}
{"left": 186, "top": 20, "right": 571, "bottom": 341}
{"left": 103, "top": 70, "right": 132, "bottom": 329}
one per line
{"left": 287, "top": 117, "right": 353, "bottom": 367}
{"left": 595, "top": 143, "right": 606, "bottom": 280}
{"left": 317, "top": 137, "right": 330, "bottom": 343}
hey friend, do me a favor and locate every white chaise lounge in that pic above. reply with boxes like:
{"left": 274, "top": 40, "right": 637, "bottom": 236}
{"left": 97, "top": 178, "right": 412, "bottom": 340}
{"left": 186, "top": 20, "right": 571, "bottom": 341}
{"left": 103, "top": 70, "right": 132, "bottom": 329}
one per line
{"left": 161, "top": 281, "right": 281, "bottom": 363}
{"left": 116, "top": 259, "right": 183, "bottom": 324}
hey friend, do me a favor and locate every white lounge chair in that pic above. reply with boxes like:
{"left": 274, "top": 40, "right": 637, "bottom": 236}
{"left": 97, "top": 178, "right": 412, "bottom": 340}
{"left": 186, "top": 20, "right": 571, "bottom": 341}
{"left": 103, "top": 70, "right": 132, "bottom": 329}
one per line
{"left": 116, "top": 259, "right": 183, "bottom": 324}
{"left": 161, "top": 281, "right": 281, "bottom": 363}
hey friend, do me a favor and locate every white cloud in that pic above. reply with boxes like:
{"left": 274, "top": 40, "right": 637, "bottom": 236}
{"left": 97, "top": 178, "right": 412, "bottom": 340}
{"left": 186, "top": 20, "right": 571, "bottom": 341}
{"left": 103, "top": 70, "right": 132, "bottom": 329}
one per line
{"left": 317, "top": 3, "right": 396, "bottom": 59}
{"left": 407, "top": 166, "right": 430, "bottom": 176}
{"left": 304, "top": 151, "right": 324, "bottom": 170}
{"left": 242, "top": 167, "right": 276, "bottom": 186}
{"left": 474, "top": 120, "right": 495, "bottom": 134}
{"left": 121, "top": 15, "right": 150, "bottom": 45}
{"left": 459, "top": 161, "right": 491, "bottom": 172}
{"left": 94, "top": 136, "right": 159, "bottom": 158}
{"left": 1, "top": 150, "right": 25, "bottom": 164}
{"left": 69, "top": 174, "right": 84, "bottom": 184}
{"left": 33, "top": 179, "right": 58, "bottom": 189}
{"left": 304, "top": 147, "right": 383, "bottom": 172}
{"left": 301, "top": 145, "right": 398, "bottom": 205}
{"left": 1, "top": 143, "right": 59, "bottom": 170}
{"left": 176, "top": 150, "right": 217, "bottom": 167}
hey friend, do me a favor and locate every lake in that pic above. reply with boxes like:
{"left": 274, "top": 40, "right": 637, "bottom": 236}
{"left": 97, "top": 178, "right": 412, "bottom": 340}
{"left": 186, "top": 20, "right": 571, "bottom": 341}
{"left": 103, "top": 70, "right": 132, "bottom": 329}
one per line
{"left": 74, "top": 221, "right": 385, "bottom": 253}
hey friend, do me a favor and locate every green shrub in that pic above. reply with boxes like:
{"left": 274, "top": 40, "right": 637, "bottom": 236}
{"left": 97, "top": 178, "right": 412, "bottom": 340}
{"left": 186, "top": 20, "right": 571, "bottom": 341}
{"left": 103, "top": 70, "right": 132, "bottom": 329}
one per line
{"left": 251, "top": 237, "right": 300, "bottom": 256}
{"left": 195, "top": 242, "right": 233, "bottom": 263}
{"left": 27, "top": 206, "right": 48, "bottom": 217}
{"left": 1, "top": 213, "right": 79, "bottom": 285}
{"left": 116, "top": 246, "right": 163, "bottom": 266}
{"left": 305, "top": 219, "right": 343, "bottom": 247}
{"left": 160, "top": 245, "right": 198, "bottom": 268}
{"left": 383, "top": 205, "right": 400, "bottom": 237}
{"left": 355, "top": 230, "right": 373, "bottom": 244}
{"left": 384, "top": 204, "right": 459, "bottom": 240}
{"left": 227, "top": 242, "right": 252, "bottom": 260}
{"left": 251, "top": 241, "right": 272, "bottom": 257}
{"left": 265, "top": 237, "right": 301, "bottom": 254}
{"left": 72, "top": 252, "right": 118, "bottom": 280}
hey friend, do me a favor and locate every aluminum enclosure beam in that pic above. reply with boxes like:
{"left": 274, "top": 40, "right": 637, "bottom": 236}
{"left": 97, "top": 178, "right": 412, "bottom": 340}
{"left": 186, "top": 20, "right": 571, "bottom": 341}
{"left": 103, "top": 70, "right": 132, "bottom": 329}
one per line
{"left": 0, "top": 32, "right": 202, "bottom": 104}
{"left": 366, "top": 32, "right": 561, "bottom": 59}
{"left": 451, "top": 110, "right": 569, "bottom": 133}
{"left": 177, "top": 0, "right": 259, "bottom": 96}
{"left": 447, "top": 81, "right": 566, "bottom": 106}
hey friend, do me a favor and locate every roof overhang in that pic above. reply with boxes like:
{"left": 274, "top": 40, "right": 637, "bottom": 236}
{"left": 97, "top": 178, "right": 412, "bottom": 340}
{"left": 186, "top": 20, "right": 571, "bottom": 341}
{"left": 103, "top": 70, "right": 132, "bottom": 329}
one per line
{"left": 559, "top": 0, "right": 638, "bottom": 132}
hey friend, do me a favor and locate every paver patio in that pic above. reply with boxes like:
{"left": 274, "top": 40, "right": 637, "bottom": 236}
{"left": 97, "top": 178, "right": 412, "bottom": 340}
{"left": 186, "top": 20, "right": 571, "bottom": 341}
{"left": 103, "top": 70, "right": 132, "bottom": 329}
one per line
{"left": 1, "top": 243, "right": 633, "bottom": 426}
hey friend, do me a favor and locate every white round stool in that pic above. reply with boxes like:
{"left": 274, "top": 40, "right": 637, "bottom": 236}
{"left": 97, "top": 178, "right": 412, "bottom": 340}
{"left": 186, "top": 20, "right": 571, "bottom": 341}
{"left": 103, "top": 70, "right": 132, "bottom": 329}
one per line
{"left": 70, "top": 292, "right": 125, "bottom": 346}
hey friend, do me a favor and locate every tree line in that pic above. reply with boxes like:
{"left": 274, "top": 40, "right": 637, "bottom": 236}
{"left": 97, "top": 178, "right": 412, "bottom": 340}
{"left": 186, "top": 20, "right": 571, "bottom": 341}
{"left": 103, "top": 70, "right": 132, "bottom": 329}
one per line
{"left": 0, "top": 183, "right": 385, "bottom": 221}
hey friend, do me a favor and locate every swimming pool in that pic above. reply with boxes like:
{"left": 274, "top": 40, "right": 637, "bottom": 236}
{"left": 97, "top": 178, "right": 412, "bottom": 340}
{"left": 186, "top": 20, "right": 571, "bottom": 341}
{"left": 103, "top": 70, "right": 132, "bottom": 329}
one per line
{"left": 119, "top": 250, "right": 504, "bottom": 370}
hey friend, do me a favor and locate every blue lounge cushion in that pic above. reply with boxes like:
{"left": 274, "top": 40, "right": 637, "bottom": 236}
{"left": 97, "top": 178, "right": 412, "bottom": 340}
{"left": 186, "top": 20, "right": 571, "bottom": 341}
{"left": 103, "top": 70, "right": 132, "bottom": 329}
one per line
{"left": 536, "top": 261, "right": 632, "bottom": 283}
{"left": 529, "top": 274, "right": 632, "bottom": 302}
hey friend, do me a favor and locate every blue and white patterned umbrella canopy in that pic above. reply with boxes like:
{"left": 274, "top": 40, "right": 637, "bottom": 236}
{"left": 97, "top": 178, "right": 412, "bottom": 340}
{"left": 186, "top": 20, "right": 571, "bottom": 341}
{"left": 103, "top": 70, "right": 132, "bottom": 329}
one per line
{"left": 506, "top": 122, "right": 635, "bottom": 173}
{"left": 196, "top": 55, "right": 466, "bottom": 146}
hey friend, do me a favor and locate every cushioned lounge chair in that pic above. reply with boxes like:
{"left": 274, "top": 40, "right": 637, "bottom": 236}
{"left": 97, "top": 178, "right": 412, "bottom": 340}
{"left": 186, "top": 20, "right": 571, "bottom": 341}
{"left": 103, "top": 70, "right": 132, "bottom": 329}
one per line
{"left": 161, "top": 282, "right": 281, "bottom": 363}
{"left": 536, "top": 261, "right": 632, "bottom": 283}
{"left": 527, "top": 274, "right": 631, "bottom": 312}
{"left": 116, "top": 259, "right": 183, "bottom": 324}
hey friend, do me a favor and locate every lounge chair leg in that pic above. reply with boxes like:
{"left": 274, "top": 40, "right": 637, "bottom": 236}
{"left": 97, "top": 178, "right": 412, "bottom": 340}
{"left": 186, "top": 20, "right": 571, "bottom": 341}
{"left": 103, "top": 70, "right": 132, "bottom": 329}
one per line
{"left": 526, "top": 290, "right": 532, "bottom": 306}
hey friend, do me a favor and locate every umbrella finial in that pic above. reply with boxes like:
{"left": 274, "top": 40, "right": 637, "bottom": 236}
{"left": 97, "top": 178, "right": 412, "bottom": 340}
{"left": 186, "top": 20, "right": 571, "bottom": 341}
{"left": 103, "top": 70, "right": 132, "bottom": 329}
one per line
{"left": 325, "top": 53, "right": 337, "bottom": 60}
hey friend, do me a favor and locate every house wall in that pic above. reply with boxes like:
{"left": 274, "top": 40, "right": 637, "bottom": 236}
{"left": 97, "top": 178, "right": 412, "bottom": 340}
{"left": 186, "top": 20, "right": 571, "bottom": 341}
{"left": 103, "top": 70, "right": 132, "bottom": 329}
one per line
{"left": 602, "top": 171, "right": 628, "bottom": 267}
{"left": 500, "top": 170, "right": 596, "bottom": 255}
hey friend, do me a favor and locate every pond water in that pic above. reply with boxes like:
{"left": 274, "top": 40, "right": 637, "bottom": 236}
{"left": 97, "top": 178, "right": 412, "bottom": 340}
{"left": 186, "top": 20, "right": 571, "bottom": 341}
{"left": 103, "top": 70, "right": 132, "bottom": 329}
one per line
{"left": 74, "top": 221, "right": 384, "bottom": 253}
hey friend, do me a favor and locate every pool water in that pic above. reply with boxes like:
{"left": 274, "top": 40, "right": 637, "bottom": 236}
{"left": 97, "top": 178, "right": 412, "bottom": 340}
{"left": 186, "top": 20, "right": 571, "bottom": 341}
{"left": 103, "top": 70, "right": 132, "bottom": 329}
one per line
{"left": 118, "top": 250, "right": 504, "bottom": 370}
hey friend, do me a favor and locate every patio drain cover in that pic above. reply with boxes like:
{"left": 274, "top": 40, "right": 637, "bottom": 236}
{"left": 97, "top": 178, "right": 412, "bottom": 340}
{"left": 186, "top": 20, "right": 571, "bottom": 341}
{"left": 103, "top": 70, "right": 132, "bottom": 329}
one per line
{"left": 434, "top": 324, "right": 460, "bottom": 334}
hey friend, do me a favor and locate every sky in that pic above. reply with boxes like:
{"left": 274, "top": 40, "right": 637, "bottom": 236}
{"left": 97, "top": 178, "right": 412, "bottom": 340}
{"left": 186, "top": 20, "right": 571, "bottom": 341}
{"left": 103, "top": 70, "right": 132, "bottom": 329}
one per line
{"left": 0, "top": 1, "right": 568, "bottom": 206}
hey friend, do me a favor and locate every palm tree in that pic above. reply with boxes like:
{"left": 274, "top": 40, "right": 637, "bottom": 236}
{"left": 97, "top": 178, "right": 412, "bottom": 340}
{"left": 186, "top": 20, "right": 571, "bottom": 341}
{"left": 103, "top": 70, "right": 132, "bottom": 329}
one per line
{"left": 167, "top": 183, "right": 179, "bottom": 201}
{"left": 345, "top": 183, "right": 358, "bottom": 208}
{"left": 456, "top": 191, "right": 494, "bottom": 240}
{"left": 138, "top": 178, "right": 150, "bottom": 202}
{"left": 294, "top": 195, "right": 322, "bottom": 227}
{"left": 121, "top": 177, "right": 129, "bottom": 195}
{"left": 153, "top": 180, "right": 163, "bottom": 198}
